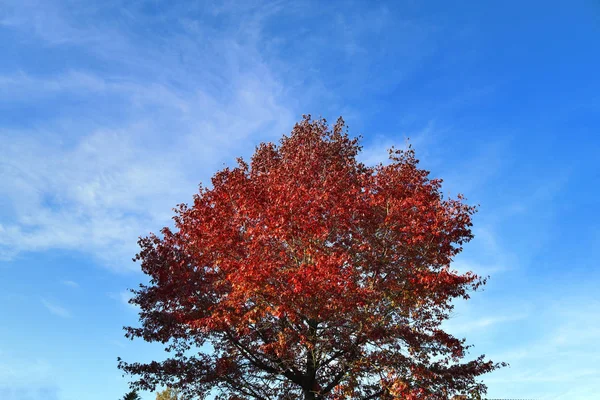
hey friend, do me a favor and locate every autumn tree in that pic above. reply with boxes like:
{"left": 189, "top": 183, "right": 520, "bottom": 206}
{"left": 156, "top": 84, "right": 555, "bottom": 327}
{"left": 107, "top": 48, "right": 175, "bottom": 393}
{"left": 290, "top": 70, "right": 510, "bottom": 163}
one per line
{"left": 156, "top": 387, "right": 179, "bottom": 400}
{"left": 119, "top": 116, "right": 504, "bottom": 399}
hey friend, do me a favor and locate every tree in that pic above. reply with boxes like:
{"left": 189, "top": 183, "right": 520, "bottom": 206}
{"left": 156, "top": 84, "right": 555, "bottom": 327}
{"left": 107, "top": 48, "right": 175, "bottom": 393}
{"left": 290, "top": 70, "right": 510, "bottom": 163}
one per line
{"left": 122, "top": 390, "right": 141, "bottom": 400}
{"left": 119, "top": 116, "right": 504, "bottom": 400}
{"left": 156, "top": 387, "right": 179, "bottom": 400}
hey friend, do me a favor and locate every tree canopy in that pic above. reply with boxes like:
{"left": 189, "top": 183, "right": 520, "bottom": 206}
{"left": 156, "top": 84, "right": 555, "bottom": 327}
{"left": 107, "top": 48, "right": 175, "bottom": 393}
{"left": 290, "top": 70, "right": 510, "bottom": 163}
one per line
{"left": 156, "top": 387, "right": 180, "bottom": 400}
{"left": 119, "top": 116, "right": 504, "bottom": 399}
{"left": 122, "top": 390, "right": 141, "bottom": 400}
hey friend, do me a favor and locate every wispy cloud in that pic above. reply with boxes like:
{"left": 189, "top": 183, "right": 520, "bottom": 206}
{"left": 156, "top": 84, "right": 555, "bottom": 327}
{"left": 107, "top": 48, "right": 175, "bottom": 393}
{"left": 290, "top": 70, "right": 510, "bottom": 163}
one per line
{"left": 444, "top": 313, "right": 527, "bottom": 336}
{"left": 0, "top": 0, "right": 446, "bottom": 272}
{"left": 109, "top": 340, "right": 127, "bottom": 349}
{"left": 0, "top": 386, "right": 60, "bottom": 400}
{"left": 0, "top": 354, "right": 54, "bottom": 385}
{"left": 60, "top": 280, "right": 79, "bottom": 288}
{"left": 358, "top": 120, "right": 436, "bottom": 167}
{"left": 41, "top": 298, "right": 71, "bottom": 318}
{"left": 482, "top": 298, "right": 600, "bottom": 399}
{"left": 0, "top": 2, "right": 295, "bottom": 269}
{"left": 108, "top": 290, "right": 136, "bottom": 310}
{"left": 0, "top": 353, "right": 58, "bottom": 400}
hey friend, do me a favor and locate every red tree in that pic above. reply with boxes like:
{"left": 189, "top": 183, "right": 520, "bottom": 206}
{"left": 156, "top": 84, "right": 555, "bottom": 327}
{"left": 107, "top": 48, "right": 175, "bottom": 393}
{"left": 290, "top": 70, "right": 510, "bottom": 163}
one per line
{"left": 119, "top": 116, "right": 503, "bottom": 400}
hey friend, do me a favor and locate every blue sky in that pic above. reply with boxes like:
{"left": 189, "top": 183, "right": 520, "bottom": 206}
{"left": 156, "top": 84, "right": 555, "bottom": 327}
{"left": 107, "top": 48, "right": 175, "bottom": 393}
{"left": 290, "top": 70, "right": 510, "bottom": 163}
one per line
{"left": 1, "top": 1, "right": 599, "bottom": 399}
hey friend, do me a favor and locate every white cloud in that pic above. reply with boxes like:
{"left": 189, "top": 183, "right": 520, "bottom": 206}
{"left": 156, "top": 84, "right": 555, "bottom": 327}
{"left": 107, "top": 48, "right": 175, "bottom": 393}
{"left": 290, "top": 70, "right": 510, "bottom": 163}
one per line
{"left": 41, "top": 298, "right": 71, "bottom": 318}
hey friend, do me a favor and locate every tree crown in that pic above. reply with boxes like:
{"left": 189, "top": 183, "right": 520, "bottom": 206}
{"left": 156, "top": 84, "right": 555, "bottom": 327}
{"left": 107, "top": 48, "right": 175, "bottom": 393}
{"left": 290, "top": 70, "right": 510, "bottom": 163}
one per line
{"left": 119, "top": 116, "right": 503, "bottom": 400}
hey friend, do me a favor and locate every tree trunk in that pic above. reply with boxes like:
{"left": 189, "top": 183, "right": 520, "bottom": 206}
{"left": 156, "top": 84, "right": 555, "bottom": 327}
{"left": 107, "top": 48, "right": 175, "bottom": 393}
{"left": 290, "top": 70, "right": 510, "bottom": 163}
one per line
{"left": 304, "top": 389, "right": 316, "bottom": 400}
{"left": 304, "top": 319, "right": 318, "bottom": 400}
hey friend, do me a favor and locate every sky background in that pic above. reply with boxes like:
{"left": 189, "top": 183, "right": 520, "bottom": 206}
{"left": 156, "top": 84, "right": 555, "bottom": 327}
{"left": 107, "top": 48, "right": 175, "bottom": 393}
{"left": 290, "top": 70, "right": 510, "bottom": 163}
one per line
{"left": 1, "top": 1, "right": 599, "bottom": 399}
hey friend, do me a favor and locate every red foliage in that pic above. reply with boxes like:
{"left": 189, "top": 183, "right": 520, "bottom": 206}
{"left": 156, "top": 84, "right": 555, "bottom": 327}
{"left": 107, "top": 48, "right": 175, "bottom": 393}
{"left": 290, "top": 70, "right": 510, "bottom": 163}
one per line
{"left": 118, "top": 116, "right": 504, "bottom": 399}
